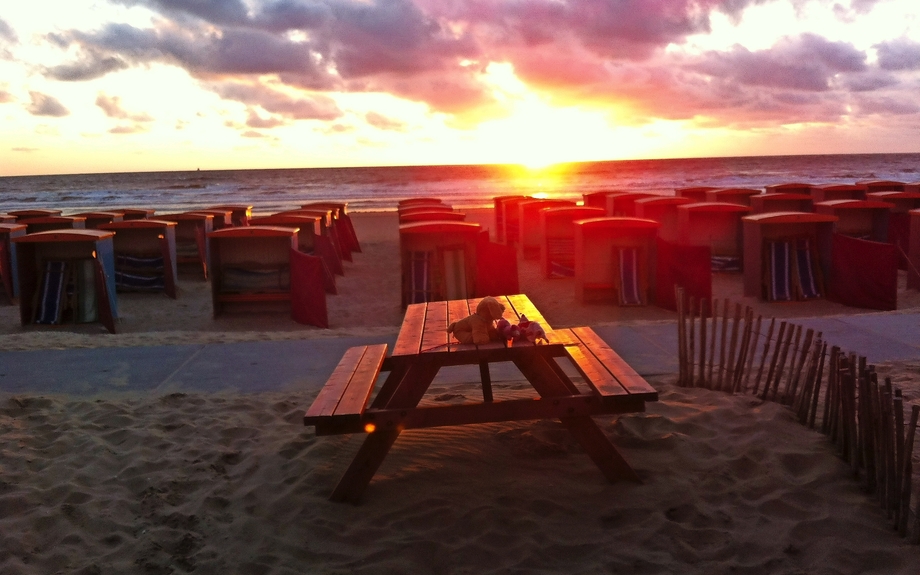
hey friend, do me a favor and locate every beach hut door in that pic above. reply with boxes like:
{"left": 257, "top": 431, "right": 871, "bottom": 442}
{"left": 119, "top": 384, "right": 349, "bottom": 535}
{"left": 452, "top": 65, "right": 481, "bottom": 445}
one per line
{"left": 442, "top": 247, "right": 468, "bottom": 300}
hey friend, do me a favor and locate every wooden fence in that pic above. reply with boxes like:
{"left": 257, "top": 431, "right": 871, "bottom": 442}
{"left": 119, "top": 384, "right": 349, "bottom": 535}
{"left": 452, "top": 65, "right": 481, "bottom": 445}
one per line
{"left": 674, "top": 287, "right": 920, "bottom": 542}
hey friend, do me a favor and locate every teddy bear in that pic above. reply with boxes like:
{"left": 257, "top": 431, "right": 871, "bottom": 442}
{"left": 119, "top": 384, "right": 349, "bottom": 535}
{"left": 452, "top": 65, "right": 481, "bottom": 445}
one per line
{"left": 446, "top": 296, "right": 506, "bottom": 344}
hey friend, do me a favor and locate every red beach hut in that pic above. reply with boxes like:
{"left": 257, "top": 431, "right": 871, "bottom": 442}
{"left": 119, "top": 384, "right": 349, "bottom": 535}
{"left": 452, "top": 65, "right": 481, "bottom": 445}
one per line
{"left": 705, "top": 188, "right": 762, "bottom": 207}
{"left": 158, "top": 212, "right": 213, "bottom": 280}
{"left": 399, "top": 221, "right": 481, "bottom": 307}
{"left": 0, "top": 223, "right": 26, "bottom": 303}
{"left": 634, "top": 196, "right": 692, "bottom": 242}
{"left": 810, "top": 183, "right": 867, "bottom": 203}
{"left": 814, "top": 199, "right": 893, "bottom": 241}
{"left": 539, "top": 206, "right": 605, "bottom": 278}
{"left": 573, "top": 217, "right": 660, "bottom": 305}
{"left": 98, "top": 219, "right": 179, "bottom": 299}
{"left": 517, "top": 198, "right": 577, "bottom": 260}
{"left": 676, "top": 202, "right": 751, "bottom": 272}
{"left": 750, "top": 193, "right": 813, "bottom": 214}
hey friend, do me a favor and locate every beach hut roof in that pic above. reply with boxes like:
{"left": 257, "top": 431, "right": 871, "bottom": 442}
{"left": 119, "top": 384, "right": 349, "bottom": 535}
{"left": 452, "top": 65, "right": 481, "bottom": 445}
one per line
{"left": 399, "top": 221, "right": 481, "bottom": 235}
{"left": 634, "top": 196, "right": 692, "bottom": 207}
{"left": 743, "top": 211, "right": 838, "bottom": 225}
{"left": 13, "top": 229, "right": 113, "bottom": 243}
{"left": 764, "top": 183, "right": 813, "bottom": 193}
{"left": 208, "top": 225, "right": 299, "bottom": 239}
{"left": 867, "top": 191, "right": 920, "bottom": 201}
{"left": 814, "top": 199, "right": 894, "bottom": 210}
{"left": 574, "top": 217, "right": 661, "bottom": 231}
{"left": 0, "top": 223, "right": 27, "bottom": 233}
{"left": 678, "top": 202, "right": 753, "bottom": 214}
{"left": 98, "top": 219, "right": 176, "bottom": 230}
{"left": 813, "top": 183, "right": 868, "bottom": 191}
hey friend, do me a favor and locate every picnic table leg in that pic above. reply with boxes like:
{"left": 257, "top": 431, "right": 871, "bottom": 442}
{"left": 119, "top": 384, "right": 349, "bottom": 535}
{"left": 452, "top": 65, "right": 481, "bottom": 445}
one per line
{"left": 513, "top": 352, "right": 642, "bottom": 483}
{"left": 331, "top": 362, "right": 441, "bottom": 503}
{"left": 479, "top": 361, "right": 493, "bottom": 402}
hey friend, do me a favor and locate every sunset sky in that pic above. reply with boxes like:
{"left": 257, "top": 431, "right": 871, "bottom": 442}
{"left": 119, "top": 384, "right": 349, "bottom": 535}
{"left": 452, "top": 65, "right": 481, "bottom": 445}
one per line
{"left": 1, "top": 0, "right": 919, "bottom": 176}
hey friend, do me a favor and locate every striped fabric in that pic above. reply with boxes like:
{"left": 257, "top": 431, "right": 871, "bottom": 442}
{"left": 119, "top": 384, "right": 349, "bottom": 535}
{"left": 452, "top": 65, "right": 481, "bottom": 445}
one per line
{"left": 768, "top": 241, "right": 792, "bottom": 301}
{"left": 547, "top": 237, "right": 575, "bottom": 277}
{"left": 409, "top": 251, "right": 432, "bottom": 304}
{"left": 794, "top": 238, "right": 820, "bottom": 299}
{"left": 35, "top": 261, "right": 68, "bottom": 324}
{"left": 618, "top": 247, "right": 643, "bottom": 306}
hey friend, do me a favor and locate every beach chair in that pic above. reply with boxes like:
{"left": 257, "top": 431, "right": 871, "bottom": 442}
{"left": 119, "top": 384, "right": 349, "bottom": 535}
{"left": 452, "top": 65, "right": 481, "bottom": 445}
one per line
{"left": 210, "top": 205, "right": 252, "bottom": 227}
{"left": 676, "top": 202, "right": 751, "bottom": 272}
{"left": 0, "top": 223, "right": 26, "bottom": 304}
{"left": 516, "top": 198, "right": 576, "bottom": 260}
{"left": 249, "top": 214, "right": 337, "bottom": 294}
{"left": 573, "top": 217, "right": 659, "bottom": 305}
{"left": 634, "top": 196, "right": 692, "bottom": 243}
{"left": 98, "top": 219, "right": 179, "bottom": 299}
{"left": 539, "top": 206, "right": 605, "bottom": 278}
{"left": 705, "top": 188, "right": 762, "bottom": 207}
{"left": 12, "top": 229, "right": 118, "bottom": 333}
{"left": 159, "top": 212, "right": 213, "bottom": 280}
{"left": 20, "top": 216, "right": 87, "bottom": 234}
{"left": 764, "top": 183, "right": 814, "bottom": 195}
{"left": 399, "top": 221, "right": 481, "bottom": 307}
{"left": 814, "top": 199, "right": 894, "bottom": 241}
{"left": 208, "top": 226, "right": 328, "bottom": 327}
{"left": 809, "top": 184, "right": 867, "bottom": 203}
{"left": 750, "top": 193, "right": 813, "bottom": 214}
{"left": 70, "top": 212, "right": 124, "bottom": 229}
{"left": 741, "top": 212, "right": 837, "bottom": 301}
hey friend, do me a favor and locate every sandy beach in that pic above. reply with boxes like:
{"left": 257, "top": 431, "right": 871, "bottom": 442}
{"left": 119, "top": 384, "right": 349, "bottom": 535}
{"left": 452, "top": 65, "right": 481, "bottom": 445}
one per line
{"left": 3, "top": 209, "right": 920, "bottom": 574}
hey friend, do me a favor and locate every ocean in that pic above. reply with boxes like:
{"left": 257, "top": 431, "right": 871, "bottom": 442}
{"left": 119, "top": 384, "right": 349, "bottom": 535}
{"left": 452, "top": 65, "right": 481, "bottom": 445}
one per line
{"left": 1, "top": 153, "right": 918, "bottom": 215}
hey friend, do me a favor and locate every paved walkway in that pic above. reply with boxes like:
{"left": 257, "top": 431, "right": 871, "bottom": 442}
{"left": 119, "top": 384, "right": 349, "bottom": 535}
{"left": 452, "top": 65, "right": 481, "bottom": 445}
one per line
{"left": 0, "top": 312, "right": 917, "bottom": 396}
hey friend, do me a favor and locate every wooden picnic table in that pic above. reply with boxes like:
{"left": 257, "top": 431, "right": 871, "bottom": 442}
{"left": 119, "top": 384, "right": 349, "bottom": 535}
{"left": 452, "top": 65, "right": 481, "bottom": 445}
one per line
{"left": 304, "top": 294, "right": 658, "bottom": 503}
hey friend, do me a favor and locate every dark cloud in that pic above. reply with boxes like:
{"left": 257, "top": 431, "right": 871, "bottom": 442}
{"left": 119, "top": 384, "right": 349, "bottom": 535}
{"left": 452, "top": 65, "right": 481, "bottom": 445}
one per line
{"left": 691, "top": 34, "right": 866, "bottom": 92}
{"left": 45, "top": 51, "right": 129, "bottom": 81}
{"left": 212, "top": 81, "right": 343, "bottom": 120}
{"left": 27, "top": 91, "right": 69, "bottom": 117}
{"left": 109, "top": 124, "right": 149, "bottom": 134}
{"left": 856, "top": 95, "right": 920, "bottom": 116}
{"left": 876, "top": 38, "right": 920, "bottom": 71}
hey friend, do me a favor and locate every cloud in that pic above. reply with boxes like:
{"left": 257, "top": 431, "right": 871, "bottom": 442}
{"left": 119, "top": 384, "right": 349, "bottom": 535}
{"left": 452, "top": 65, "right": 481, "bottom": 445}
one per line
{"left": 95, "top": 93, "right": 155, "bottom": 121}
{"left": 0, "top": 90, "right": 13, "bottom": 103}
{"left": 212, "top": 81, "right": 343, "bottom": 120}
{"left": 45, "top": 51, "right": 129, "bottom": 81}
{"left": 27, "top": 91, "right": 69, "bottom": 117}
{"left": 241, "top": 130, "right": 266, "bottom": 138}
{"left": 0, "top": 17, "right": 17, "bottom": 43}
{"left": 12, "top": 147, "right": 38, "bottom": 152}
{"left": 109, "top": 123, "right": 149, "bottom": 134}
{"left": 876, "top": 38, "right": 920, "bottom": 71}
{"left": 365, "top": 111, "right": 406, "bottom": 131}
{"left": 246, "top": 109, "right": 286, "bottom": 128}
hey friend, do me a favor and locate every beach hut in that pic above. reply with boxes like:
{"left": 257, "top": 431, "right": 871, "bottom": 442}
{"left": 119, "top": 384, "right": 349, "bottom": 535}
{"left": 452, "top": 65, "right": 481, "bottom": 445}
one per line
{"left": 705, "top": 188, "right": 762, "bottom": 207}
{"left": 677, "top": 202, "right": 752, "bottom": 272}
{"left": 539, "top": 206, "right": 605, "bottom": 278}
{"left": 398, "top": 205, "right": 457, "bottom": 223}
{"left": 606, "top": 192, "right": 656, "bottom": 217}
{"left": 810, "top": 183, "right": 867, "bottom": 203}
{"left": 814, "top": 199, "right": 893, "bottom": 241}
{"left": 399, "top": 221, "right": 481, "bottom": 307}
{"left": 750, "top": 193, "right": 813, "bottom": 214}
{"left": 301, "top": 201, "right": 361, "bottom": 260}
{"left": 193, "top": 209, "right": 233, "bottom": 230}
{"left": 158, "top": 212, "right": 213, "bottom": 280}
{"left": 400, "top": 210, "right": 467, "bottom": 223}
{"left": 867, "top": 191, "right": 920, "bottom": 266}
{"left": 210, "top": 205, "right": 252, "bottom": 227}
{"left": 493, "top": 195, "right": 530, "bottom": 245}
{"left": 280, "top": 208, "right": 344, "bottom": 276}
{"left": 517, "top": 198, "right": 577, "bottom": 260}
{"left": 249, "top": 213, "right": 336, "bottom": 294}
{"left": 20, "top": 216, "right": 86, "bottom": 234}
{"left": 208, "top": 226, "right": 328, "bottom": 327}
{"left": 634, "top": 196, "right": 692, "bottom": 242}
{"left": 764, "top": 183, "right": 813, "bottom": 195}
{"left": 70, "top": 211, "right": 124, "bottom": 229}
{"left": 398, "top": 198, "right": 445, "bottom": 210}
{"left": 0, "top": 223, "right": 26, "bottom": 304}
{"left": 742, "top": 212, "right": 837, "bottom": 301}
{"left": 98, "top": 219, "right": 179, "bottom": 299}
{"left": 8, "top": 209, "right": 62, "bottom": 219}
{"left": 573, "top": 217, "right": 660, "bottom": 305}
{"left": 674, "top": 187, "right": 718, "bottom": 203}
{"left": 12, "top": 229, "right": 118, "bottom": 333}
{"left": 858, "top": 180, "right": 906, "bottom": 193}
{"left": 0, "top": 214, "right": 18, "bottom": 223}
{"left": 581, "top": 191, "right": 619, "bottom": 211}
{"left": 908, "top": 209, "right": 920, "bottom": 290}
{"left": 117, "top": 208, "right": 157, "bottom": 221}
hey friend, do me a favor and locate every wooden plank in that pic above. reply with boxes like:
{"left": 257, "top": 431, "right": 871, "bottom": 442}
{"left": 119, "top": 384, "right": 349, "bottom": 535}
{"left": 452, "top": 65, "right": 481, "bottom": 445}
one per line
{"left": 571, "top": 327, "right": 658, "bottom": 397}
{"left": 564, "top": 342, "right": 629, "bottom": 397}
{"left": 505, "top": 294, "right": 553, "bottom": 330}
{"left": 447, "top": 298, "right": 475, "bottom": 352}
{"left": 420, "top": 300, "right": 450, "bottom": 353}
{"left": 304, "top": 346, "right": 370, "bottom": 421}
{"left": 333, "top": 343, "right": 388, "bottom": 417}
{"left": 392, "top": 303, "right": 426, "bottom": 356}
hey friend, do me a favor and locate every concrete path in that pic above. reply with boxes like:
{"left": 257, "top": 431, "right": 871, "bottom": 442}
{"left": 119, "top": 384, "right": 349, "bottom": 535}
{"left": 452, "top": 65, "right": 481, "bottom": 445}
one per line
{"left": 0, "top": 311, "right": 917, "bottom": 397}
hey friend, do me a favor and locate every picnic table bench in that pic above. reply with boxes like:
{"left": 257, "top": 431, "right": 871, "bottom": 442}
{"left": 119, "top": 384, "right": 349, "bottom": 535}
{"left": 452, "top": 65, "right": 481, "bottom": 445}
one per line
{"left": 304, "top": 294, "right": 658, "bottom": 503}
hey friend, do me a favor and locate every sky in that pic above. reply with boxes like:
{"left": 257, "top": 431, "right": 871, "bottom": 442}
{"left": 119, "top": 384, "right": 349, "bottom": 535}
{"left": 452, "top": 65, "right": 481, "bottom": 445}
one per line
{"left": 1, "top": 0, "right": 919, "bottom": 176}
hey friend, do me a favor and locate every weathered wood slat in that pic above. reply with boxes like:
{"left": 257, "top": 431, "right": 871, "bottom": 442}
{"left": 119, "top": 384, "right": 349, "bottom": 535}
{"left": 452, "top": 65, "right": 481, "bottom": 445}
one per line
{"left": 421, "top": 300, "right": 449, "bottom": 352}
{"left": 571, "top": 326, "right": 658, "bottom": 397}
{"left": 304, "top": 344, "right": 388, "bottom": 425}
{"left": 334, "top": 344, "right": 388, "bottom": 417}
{"left": 392, "top": 303, "right": 426, "bottom": 356}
